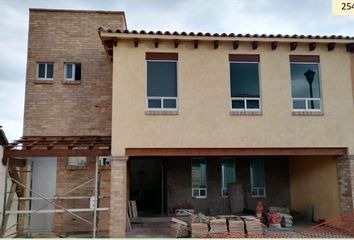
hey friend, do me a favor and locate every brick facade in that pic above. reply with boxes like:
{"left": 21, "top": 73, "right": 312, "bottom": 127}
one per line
{"left": 22, "top": 9, "right": 126, "bottom": 235}
{"left": 336, "top": 155, "right": 354, "bottom": 213}
{"left": 24, "top": 9, "right": 126, "bottom": 136}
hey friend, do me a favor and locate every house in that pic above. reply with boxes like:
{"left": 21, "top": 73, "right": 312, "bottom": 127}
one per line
{"left": 2, "top": 8, "right": 354, "bottom": 238}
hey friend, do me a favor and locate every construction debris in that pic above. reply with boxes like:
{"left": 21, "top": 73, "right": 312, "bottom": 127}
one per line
{"left": 191, "top": 223, "right": 209, "bottom": 237}
{"left": 244, "top": 218, "right": 263, "bottom": 235}
{"left": 228, "top": 218, "right": 245, "bottom": 234}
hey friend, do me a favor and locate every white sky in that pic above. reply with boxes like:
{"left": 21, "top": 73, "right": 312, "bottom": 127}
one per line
{"left": 0, "top": 0, "right": 354, "bottom": 141}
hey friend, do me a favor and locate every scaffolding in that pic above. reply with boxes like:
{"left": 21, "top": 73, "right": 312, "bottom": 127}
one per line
{"left": 1, "top": 136, "right": 111, "bottom": 238}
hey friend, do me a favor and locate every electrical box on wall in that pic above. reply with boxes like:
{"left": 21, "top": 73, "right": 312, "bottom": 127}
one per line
{"left": 99, "top": 156, "right": 110, "bottom": 166}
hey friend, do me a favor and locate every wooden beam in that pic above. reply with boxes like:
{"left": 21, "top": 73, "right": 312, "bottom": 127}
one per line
{"left": 193, "top": 40, "right": 199, "bottom": 49}
{"left": 112, "top": 38, "right": 118, "bottom": 47}
{"left": 328, "top": 42, "right": 336, "bottom": 51}
{"left": 346, "top": 43, "right": 354, "bottom": 53}
{"left": 309, "top": 42, "right": 316, "bottom": 51}
{"left": 271, "top": 41, "right": 278, "bottom": 50}
{"left": 8, "top": 158, "right": 26, "bottom": 168}
{"left": 233, "top": 41, "right": 239, "bottom": 50}
{"left": 3, "top": 149, "right": 111, "bottom": 158}
{"left": 252, "top": 41, "right": 258, "bottom": 50}
{"left": 134, "top": 38, "right": 139, "bottom": 47}
{"left": 174, "top": 39, "right": 179, "bottom": 48}
{"left": 290, "top": 42, "right": 297, "bottom": 51}
{"left": 214, "top": 40, "right": 219, "bottom": 49}
{"left": 154, "top": 39, "right": 159, "bottom": 48}
{"left": 125, "top": 147, "right": 347, "bottom": 157}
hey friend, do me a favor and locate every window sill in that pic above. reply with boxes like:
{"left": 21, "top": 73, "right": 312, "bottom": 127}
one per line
{"left": 145, "top": 110, "right": 178, "bottom": 115}
{"left": 292, "top": 111, "right": 323, "bottom": 116}
{"left": 230, "top": 111, "right": 262, "bottom": 116}
{"left": 63, "top": 80, "right": 81, "bottom": 85}
{"left": 34, "top": 80, "right": 53, "bottom": 84}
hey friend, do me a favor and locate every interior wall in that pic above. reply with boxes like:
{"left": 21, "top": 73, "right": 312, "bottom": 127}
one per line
{"left": 289, "top": 155, "right": 340, "bottom": 221}
{"left": 166, "top": 157, "right": 290, "bottom": 215}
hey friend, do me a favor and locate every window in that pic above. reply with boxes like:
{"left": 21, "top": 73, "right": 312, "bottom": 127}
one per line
{"left": 64, "top": 63, "right": 81, "bottom": 81}
{"left": 229, "top": 54, "right": 261, "bottom": 112}
{"left": 146, "top": 52, "right": 178, "bottom": 110}
{"left": 67, "top": 157, "right": 87, "bottom": 169}
{"left": 250, "top": 158, "right": 266, "bottom": 198}
{"left": 221, "top": 158, "right": 236, "bottom": 197}
{"left": 191, "top": 158, "right": 207, "bottom": 198}
{"left": 37, "top": 63, "right": 53, "bottom": 80}
{"left": 290, "top": 55, "right": 321, "bottom": 112}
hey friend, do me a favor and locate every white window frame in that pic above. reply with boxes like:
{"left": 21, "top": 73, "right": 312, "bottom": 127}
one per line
{"left": 230, "top": 97, "right": 261, "bottom": 112}
{"left": 191, "top": 158, "right": 207, "bottom": 199}
{"left": 229, "top": 61, "right": 261, "bottom": 112}
{"left": 250, "top": 159, "right": 266, "bottom": 198}
{"left": 146, "top": 60, "right": 178, "bottom": 111}
{"left": 290, "top": 62, "right": 322, "bottom": 112}
{"left": 37, "top": 63, "right": 54, "bottom": 80}
{"left": 64, "top": 63, "right": 76, "bottom": 81}
{"left": 292, "top": 98, "right": 321, "bottom": 112}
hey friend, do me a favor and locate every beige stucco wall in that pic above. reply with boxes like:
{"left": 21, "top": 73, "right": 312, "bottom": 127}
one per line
{"left": 289, "top": 156, "right": 340, "bottom": 220}
{"left": 112, "top": 40, "right": 354, "bottom": 156}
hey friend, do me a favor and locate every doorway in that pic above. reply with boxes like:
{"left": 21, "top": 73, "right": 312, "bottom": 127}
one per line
{"left": 129, "top": 158, "right": 166, "bottom": 216}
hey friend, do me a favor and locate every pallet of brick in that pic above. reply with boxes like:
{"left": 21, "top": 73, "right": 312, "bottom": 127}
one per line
{"left": 209, "top": 218, "right": 228, "bottom": 233}
{"left": 228, "top": 219, "right": 245, "bottom": 233}
{"left": 244, "top": 218, "right": 263, "bottom": 235}
{"left": 191, "top": 223, "right": 209, "bottom": 238}
{"left": 170, "top": 223, "right": 189, "bottom": 238}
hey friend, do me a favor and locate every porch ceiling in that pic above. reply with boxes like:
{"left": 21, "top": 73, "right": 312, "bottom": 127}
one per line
{"left": 125, "top": 147, "right": 348, "bottom": 157}
{"left": 3, "top": 136, "right": 111, "bottom": 161}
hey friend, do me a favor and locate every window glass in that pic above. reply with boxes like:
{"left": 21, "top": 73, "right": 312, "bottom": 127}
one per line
{"left": 148, "top": 99, "right": 161, "bottom": 108}
{"left": 147, "top": 61, "right": 177, "bottom": 97}
{"left": 221, "top": 159, "right": 236, "bottom": 197}
{"left": 230, "top": 63, "right": 260, "bottom": 98}
{"left": 290, "top": 63, "right": 320, "bottom": 98}
{"left": 163, "top": 99, "right": 177, "bottom": 108}
{"left": 38, "top": 64, "right": 46, "bottom": 78}
{"left": 75, "top": 63, "right": 81, "bottom": 81}
{"left": 250, "top": 158, "right": 265, "bottom": 188}
{"left": 191, "top": 158, "right": 206, "bottom": 188}
{"left": 46, "top": 64, "right": 53, "bottom": 79}
{"left": 66, "top": 64, "right": 73, "bottom": 79}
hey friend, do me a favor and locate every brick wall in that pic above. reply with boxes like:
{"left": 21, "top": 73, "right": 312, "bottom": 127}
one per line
{"left": 23, "top": 9, "right": 126, "bottom": 235}
{"left": 24, "top": 9, "right": 126, "bottom": 136}
{"left": 336, "top": 156, "right": 354, "bottom": 213}
{"left": 166, "top": 157, "right": 290, "bottom": 214}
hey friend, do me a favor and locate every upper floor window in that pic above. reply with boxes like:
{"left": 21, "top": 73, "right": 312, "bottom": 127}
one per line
{"left": 191, "top": 158, "right": 207, "bottom": 199}
{"left": 229, "top": 54, "right": 261, "bottom": 112}
{"left": 146, "top": 52, "right": 178, "bottom": 110}
{"left": 221, "top": 158, "right": 236, "bottom": 198}
{"left": 250, "top": 158, "right": 266, "bottom": 198}
{"left": 37, "top": 63, "right": 53, "bottom": 80}
{"left": 65, "top": 63, "right": 81, "bottom": 81}
{"left": 290, "top": 55, "right": 321, "bottom": 112}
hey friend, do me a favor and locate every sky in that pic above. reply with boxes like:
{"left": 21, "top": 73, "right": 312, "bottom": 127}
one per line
{"left": 0, "top": 0, "right": 354, "bottom": 141}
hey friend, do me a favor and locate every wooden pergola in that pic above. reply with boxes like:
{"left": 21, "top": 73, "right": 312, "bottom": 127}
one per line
{"left": 3, "top": 135, "right": 111, "bottom": 161}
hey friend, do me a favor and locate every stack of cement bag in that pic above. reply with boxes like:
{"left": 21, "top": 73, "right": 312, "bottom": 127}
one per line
{"left": 280, "top": 213, "right": 294, "bottom": 227}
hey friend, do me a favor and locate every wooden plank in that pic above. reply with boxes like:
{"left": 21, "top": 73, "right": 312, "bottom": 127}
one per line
{"left": 127, "top": 201, "right": 133, "bottom": 218}
{"left": 171, "top": 217, "right": 188, "bottom": 226}
{"left": 1, "top": 184, "right": 16, "bottom": 235}
{"left": 125, "top": 147, "right": 347, "bottom": 157}
{"left": 4, "top": 149, "right": 111, "bottom": 158}
{"left": 131, "top": 200, "right": 138, "bottom": 218}
{"left": 6, "top": 207, "right": 109, "bottom": 214}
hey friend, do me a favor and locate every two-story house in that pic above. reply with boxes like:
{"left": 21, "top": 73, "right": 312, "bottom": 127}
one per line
{"left": 3, "top": 8, "right": 354, "bottom": 238}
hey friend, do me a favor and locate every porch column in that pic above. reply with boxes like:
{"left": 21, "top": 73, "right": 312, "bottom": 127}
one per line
{"left": 109, "top": 155, "right": 128, "bottom": 238}
{"left": 336, "top": 155, "right": 354, "bottom": 214}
